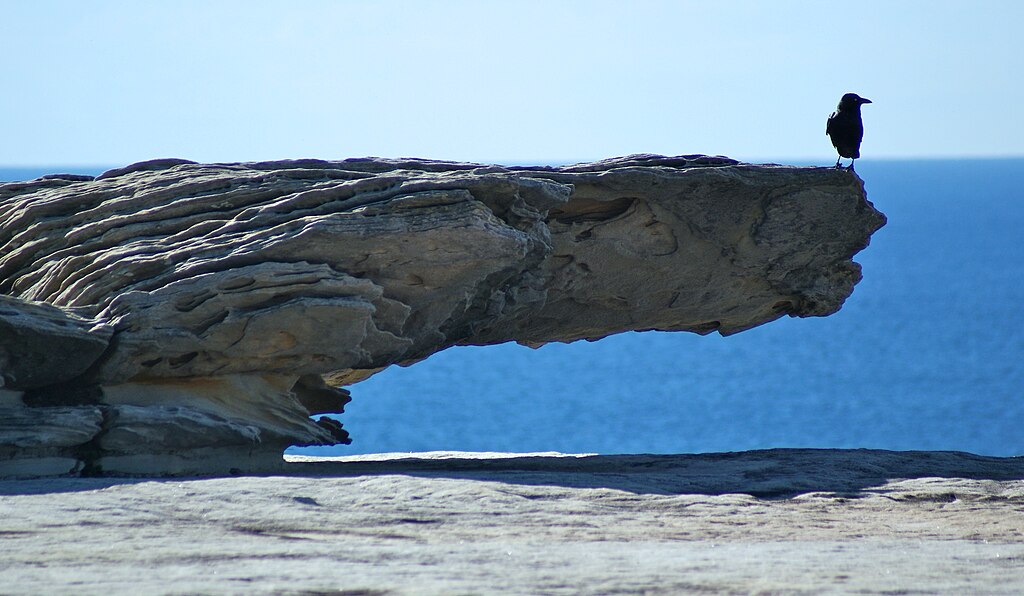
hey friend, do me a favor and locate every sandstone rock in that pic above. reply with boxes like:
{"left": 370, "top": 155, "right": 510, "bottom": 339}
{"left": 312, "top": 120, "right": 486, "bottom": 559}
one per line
{"left": 0, "top": 295, "right": 111, "bottom": 390}
{"left": 0, "top": 155, "right": 885, "bottom": 476}
{"left": 2, "top": 449, "right": 1023, "bottom": 594}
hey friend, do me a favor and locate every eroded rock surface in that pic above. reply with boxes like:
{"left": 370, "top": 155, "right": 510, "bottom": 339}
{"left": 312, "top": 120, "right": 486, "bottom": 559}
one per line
{"left": 3, "top": 450, "right": 1024, "bottom": 594}
{"left": 0, "top": 155, "right": 885, "bottom": 476}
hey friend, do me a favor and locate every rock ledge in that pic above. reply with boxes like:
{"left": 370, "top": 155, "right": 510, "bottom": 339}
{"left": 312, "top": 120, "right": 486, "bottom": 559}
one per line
{"left": 0, "top": 155, "right": 885, "bottom": 476}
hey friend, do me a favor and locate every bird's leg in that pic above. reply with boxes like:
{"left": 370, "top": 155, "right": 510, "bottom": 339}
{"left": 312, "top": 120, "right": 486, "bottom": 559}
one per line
{"left": 847, "top": 159, "right": 856, "bottom": 172}
{"left": 834, "top": 158, "right": 842, "bottom": 169}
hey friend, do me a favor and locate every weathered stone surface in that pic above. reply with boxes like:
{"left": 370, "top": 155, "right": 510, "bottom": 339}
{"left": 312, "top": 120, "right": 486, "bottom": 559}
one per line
{"left": 0, "top": 405, "right": 103, "bottom": 450}
{"left": 0, "top": 376, "right": 353, "bottom": 478}
{"left": 0, "top": 295, "right": 111, "bottom": 389}
{"left": 0, "top": 155, "right": 885, "bottom": 476}
{"left": 2, "top": 449, "right": 1023, "bottom": 594}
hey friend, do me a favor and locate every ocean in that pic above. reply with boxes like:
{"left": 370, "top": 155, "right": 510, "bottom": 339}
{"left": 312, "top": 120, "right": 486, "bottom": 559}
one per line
{"left": 3, "top": 160, "right": 1022, "bottom": 457}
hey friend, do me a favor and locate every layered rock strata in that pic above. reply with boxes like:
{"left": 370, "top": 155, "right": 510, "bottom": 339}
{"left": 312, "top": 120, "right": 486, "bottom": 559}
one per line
{"left": 0, "top": 155, "right": 885, "bottom": 476}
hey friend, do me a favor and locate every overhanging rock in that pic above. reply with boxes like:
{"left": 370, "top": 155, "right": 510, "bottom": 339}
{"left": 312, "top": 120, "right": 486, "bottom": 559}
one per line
{"left": 0, "top": 154, "right": 885, "bottom": 476}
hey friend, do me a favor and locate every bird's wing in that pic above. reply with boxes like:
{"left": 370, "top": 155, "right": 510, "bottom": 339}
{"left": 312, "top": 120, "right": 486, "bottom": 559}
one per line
{"left": 826, "top": 112, "right": 837, "bottom": 135}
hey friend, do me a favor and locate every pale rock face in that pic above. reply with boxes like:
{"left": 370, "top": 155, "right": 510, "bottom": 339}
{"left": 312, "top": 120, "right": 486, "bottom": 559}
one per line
{"left": 5, "top": 450, "right": 1024, "bottom": 594}
{"left": 0, "top": 155, "right": 885, "bottom": 476}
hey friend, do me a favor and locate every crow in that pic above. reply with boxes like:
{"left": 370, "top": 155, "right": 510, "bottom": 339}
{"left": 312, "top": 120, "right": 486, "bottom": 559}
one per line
{"left": 826, "top": 93, "right": 872, "bottom": 170}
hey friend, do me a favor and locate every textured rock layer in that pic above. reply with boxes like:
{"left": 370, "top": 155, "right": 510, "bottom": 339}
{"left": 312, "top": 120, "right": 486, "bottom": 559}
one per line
{"left": 3, "top": 450, "right": 1024, "bottom": 594}
{"left": 0, "top": 155, "right": 885, "bottom": 476}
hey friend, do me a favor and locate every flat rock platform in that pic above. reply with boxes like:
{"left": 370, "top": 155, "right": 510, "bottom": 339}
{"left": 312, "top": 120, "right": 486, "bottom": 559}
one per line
{"left": 3, "top": 448, "right": 1023, "bottom": 594}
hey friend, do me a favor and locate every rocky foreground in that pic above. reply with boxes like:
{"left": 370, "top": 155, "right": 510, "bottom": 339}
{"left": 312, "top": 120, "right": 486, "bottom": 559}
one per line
{"left": 1, "top": 155, "right": 884, "bottom": 476}
{"left": 3, "top": 449, "right": 1024, "bottom": 594}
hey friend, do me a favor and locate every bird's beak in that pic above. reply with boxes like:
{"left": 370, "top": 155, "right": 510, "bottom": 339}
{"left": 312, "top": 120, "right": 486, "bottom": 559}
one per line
{"left": 860, "top": 98, "right": 873, "bottom": 104}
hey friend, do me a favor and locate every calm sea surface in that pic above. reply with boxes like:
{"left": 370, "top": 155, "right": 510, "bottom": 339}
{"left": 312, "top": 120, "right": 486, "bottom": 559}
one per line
{"left": 3, "top": 160, "right": 1023, "bottom": 456}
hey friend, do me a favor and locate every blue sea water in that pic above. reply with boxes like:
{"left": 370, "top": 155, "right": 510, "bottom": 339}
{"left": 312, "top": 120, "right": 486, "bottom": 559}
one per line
{"left": 3, "top": 160, "right": 1023, "bottom": 457}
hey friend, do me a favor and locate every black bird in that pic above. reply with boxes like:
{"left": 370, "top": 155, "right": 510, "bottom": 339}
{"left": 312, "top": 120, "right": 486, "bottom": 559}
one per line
{"left": 826, "top": 93, "right": 872, "bottom": 170}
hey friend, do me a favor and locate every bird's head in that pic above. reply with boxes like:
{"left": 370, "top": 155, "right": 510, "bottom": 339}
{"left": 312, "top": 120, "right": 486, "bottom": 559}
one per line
{"left": 839, "top": 93, "right": 872, "bottom": 110}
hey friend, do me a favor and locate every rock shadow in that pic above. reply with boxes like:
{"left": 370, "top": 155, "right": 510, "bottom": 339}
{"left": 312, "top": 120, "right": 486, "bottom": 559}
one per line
{"left": 2, "top": 448, "right": 1022, "bottom": 498}
{"left": 288, "top": 447, "right": 1024, "bottom": 498}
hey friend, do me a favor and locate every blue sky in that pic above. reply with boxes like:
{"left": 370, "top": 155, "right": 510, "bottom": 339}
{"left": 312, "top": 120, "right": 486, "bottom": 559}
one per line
{"left": 2, "top": 0, "right": 1022, "bottom": 166}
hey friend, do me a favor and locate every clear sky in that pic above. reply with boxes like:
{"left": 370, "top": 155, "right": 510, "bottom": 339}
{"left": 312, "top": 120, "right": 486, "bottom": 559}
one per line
{"left": 2, "top": 0, "right": 1022, "bottom": 166}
